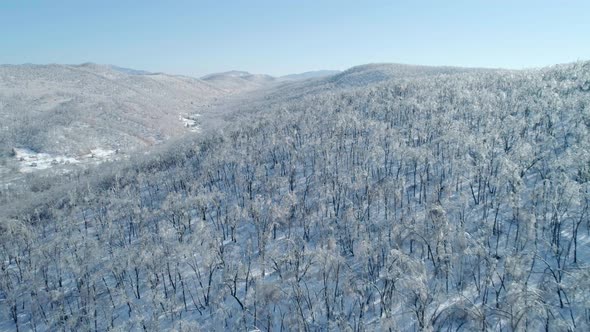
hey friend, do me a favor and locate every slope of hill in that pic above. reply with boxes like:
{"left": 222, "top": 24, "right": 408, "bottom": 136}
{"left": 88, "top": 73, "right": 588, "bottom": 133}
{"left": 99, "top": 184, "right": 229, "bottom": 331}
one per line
{"left": 257, "top": 63, "right": 486, "bottom": 106}
{"left": 108, "top": 64, "right": 153, "bottom": 75}
{"left": 328, "top": 63, "right": 489, "bottom": 87}
{"left": 0, "top": 64, "right": 283, "bottom": 178}
{"left": 0, "top": 64, "right": 224, "bottom": 155}
{"left": 1, "top": 61, "right": 589, "bottom": 331}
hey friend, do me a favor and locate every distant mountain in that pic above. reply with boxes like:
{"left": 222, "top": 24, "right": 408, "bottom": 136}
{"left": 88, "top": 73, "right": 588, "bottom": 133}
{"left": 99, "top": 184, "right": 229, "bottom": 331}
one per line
{"left": 0, "top": 64, "right": 234, "bottom": 159}
{"left": 201, "top": 70, "right": 256, "bottom": 79}
{"left": 279, "top": 70, "right": 341, "bottom": 81}
{"left": 201, "top": 70, "right": 276, "bottom": 92}
{"left": 202, "top": 69, "right": 342, "bottom": 83}
{"left": 108, "top": 65, "right": 152, "bottom": 75}
{"left": 74, "top": 62, "right": 154, "bottom": 76}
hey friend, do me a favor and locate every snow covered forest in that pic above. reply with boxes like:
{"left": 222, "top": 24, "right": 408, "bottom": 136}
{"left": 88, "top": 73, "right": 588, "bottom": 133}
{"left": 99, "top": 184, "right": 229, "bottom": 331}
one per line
{"left": 2, "top": 61, "right": 590, "bottom": 331}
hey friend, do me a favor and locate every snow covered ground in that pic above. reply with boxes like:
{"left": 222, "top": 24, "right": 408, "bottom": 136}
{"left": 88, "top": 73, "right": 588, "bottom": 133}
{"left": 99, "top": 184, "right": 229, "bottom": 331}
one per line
{"left": 14, "top": 148, "right": 80, "bottom": 173}
{"left": 179, "top": 113, "right": 201, "bottom": 132}
{"left": 84, "top": 148, "right": 117, "bottom": 160}
{"left": 13, "top": 147, "right": 118, "bottom": 173}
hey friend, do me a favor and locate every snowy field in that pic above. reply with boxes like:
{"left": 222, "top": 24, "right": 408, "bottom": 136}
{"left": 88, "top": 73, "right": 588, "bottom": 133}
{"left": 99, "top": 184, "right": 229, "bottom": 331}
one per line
{"left": 12, "top": 147, "right": 118, "bottom": 173}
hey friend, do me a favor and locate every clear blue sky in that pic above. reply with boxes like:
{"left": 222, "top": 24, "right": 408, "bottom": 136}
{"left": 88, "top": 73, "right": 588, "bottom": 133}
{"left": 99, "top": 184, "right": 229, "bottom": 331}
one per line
{"left": 2, "top": 0, "right": 589, "bottom": 77}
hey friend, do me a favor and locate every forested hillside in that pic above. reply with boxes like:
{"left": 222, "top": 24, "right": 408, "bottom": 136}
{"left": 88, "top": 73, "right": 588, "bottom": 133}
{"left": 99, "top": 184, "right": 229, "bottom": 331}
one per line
{"left": 1, "top": 61, "right": 590, "bottom": 331}
{"left": 0, "top": 63, "right": 230, "bottom": 157}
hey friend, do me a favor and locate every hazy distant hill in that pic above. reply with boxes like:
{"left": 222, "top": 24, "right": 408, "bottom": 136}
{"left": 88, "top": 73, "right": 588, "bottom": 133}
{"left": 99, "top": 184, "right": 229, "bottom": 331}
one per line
{"left": 108, "top": 64, "right": 153, "bottom": 75}
{"left": 201, "top": 70, "right": 276, "bottom": 92}
{"left": 200, "top": 69, "right": 342, "bottom": 91}
{"left": 279, "top": 70, "right": 341, "bottom": 81}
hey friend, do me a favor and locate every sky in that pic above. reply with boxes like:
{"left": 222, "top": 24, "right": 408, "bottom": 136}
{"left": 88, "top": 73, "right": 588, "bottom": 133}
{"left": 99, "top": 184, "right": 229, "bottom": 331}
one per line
{"left": 1, "top": 0, "right": 590, "bottom": 77}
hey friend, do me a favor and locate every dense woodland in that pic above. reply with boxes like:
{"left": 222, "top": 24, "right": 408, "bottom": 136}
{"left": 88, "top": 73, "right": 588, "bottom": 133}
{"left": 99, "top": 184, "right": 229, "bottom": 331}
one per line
{"left": 1, "top": 61, "right": 590, "bottom": 331}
